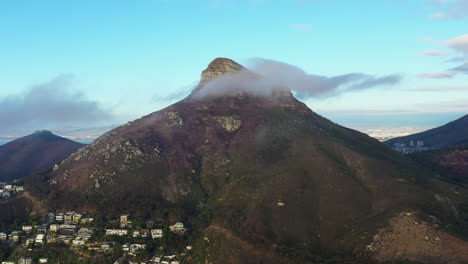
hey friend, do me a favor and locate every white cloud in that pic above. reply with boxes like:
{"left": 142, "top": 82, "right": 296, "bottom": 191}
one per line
{"left": 444, "top": 34, "right": 468, "bottom": 52}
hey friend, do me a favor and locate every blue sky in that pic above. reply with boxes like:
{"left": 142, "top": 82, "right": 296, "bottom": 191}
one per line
{"left": 0, "top": 0, "right": 467, "bottom": 133}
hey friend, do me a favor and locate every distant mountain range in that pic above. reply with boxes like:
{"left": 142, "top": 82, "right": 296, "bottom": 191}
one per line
{"left": 0, "top": 130, "right": 83, "bottom": 182}
{"left": 385, "top": 114, "right": 468, "bottom": 151}
{"left": 19, "top": 58, "right": 468, "bottom": 263}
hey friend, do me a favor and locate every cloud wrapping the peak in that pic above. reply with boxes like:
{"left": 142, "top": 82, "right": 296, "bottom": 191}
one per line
{"left": 0, "top": 75, "right": 114, "bottom": 131}
{"left": 191, "top": 58, "right": 402, "bottom": 100}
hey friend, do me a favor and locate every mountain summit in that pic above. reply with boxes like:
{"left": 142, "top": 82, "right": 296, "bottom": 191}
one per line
{"left": 201, "top": 57, "right": 245, "bottom": 82}
{"left": 27, "top": 58, "right": 468, "bottom": 263}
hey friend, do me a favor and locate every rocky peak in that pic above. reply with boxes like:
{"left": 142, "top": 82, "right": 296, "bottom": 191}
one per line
{"left": 201, "top": 57, "right": 245, "bottom": 82}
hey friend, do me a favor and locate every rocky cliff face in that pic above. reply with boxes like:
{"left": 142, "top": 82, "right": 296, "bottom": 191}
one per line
{"left": 27, "top": 58, "right": 468, "bottom": 264}
{"left": 200, "top": 57, "right": 245, "bottom": 82}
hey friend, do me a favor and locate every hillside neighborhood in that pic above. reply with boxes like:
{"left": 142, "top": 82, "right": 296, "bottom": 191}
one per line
{"left": 0, "top": 183, "right": 24, "bottom": 200}
{"left": 0, "top": 209, "right": 191, "bottom": 264}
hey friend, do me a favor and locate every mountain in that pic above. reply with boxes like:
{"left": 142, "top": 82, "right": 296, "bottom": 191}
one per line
{"left": 25, "top": 58, "right": 468, "bottom": 263}
{"left": 0, "top": 130, "right": 83, "bottom": 182}
{"left": 385, "top": 115, "right": 468, "bottom": 150}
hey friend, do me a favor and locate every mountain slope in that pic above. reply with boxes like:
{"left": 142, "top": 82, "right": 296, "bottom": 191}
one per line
{"left": 385, "top": 114, "right": 468, "bottom": 149}
{"left": 410, "top": 144, "right": 468, "bottom": 181}
{"left": 26, "top": 58, "right": 468, "bottom": 263}
{"left": 0, "top": 131, "right": 83, "bottom": 182}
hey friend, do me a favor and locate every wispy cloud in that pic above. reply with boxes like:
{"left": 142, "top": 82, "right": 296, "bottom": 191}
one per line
{"left": 152, "top": 82, "right": 197, "bottom": 103}
{"left": 419, "top": 37, "right": 440, "bottom": 43}
{"left": 420, "top": 49, "right": 449, "bottom": 56}
{"left": 405, "top": 85, "right": 468, "bottom": 91}
{"left": 428, "top": 0, "right": 468, "bottom": 20}
{"left": 416, "top": 72, "right": 455, "bottom": 78}
{"left": 291, "top": 23, "right": 313, "bottom": 30}
{"left": 0, "top": 75, "right": 113, "bottom": 131}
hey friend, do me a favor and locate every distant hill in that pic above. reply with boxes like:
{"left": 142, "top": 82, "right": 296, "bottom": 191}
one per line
{"left": 0, "top": 130, "right": 83, "bottom": 182}
{"left": 385, "top": 114, "right": 468, "bottom": 151}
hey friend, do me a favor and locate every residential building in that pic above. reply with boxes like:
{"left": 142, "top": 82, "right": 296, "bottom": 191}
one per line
{"left": 35, "top": 234, "right": 45, "bottom": 244}
{"left": 18, "top": 258, "right": 32, "bottom": 264}
{"left": 21, "top": 226, "right": 33, "bottom": 233}
{"left": 106, "top": 229, "right": 128, "bottom": 236}
{"left": 151, "top": 229, "right": 163, "bottom": 239}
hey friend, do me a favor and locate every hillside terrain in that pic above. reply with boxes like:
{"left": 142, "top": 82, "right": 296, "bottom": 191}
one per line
{"left": 409, "top": 144, "right": 468, "bottom": 182}
{"left": 0, "top": 131, "right": 83, "bottom": 182}
{"left": 18, "top": 58, "right": 468, "bottom": 263}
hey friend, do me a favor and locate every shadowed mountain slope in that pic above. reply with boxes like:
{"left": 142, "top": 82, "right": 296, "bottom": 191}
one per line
{"left": 0, "top": 131, "right": 83, "bottom": 182}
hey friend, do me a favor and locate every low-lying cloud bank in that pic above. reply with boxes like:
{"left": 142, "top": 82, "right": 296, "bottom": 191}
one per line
{"left": 0, "top": 75, "right": 113, "bottom": 131}
{"left": 191, "top": 58, "right": 402, "bottom": 100}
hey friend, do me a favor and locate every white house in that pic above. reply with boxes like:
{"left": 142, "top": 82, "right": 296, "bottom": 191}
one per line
{"left": 151, "top": 229, "right": 163, "bottom": 239}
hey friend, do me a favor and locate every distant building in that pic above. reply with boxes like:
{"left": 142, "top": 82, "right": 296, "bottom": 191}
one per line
{"left": 35, "top": 234, "right": 45, "bottom": 244}
{"left": 73, "top": 213, "right": 83, "bottom": 223}
{"left": 2, "top": 192, "right": 11, "bottom": 199}
{"left": 49, "top": 224, "right": 59, "bottom": 232}
{"left": 106, "top": 229, "right": 128, "bottom": 236}
{"left": 141, "top": 229, "right": 150, "bottom": 238}
{"left": 81, "top": 217, "right": 94, "bottom": 224}
{"left": 22, "top": 225, "right": 33, "bottom": 233}
{"left": 120, "top": 214, "right": 130, "bottom": 228}
{"left": 170, "top": 222, "right": 186, "bottom": 234}
{"left": 151, "top": 229, "right": 163, "bottom": 239}
{"left": 18, "top": 258, "right": 32, "bottom": 264}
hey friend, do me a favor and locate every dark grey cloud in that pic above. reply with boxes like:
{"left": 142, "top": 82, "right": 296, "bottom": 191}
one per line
{"left": 451, "top": 62, "right": 468, "bottom": 73}
{"left": 442, "top": 34, "right": 468, "bottom": 74}
{"left": 0, "top": 75, "right": 113, "bottom": 131}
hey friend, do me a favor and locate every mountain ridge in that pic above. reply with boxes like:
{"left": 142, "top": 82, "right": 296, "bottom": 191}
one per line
{"left": 385, "top": 114, "right": 468, "bottom": 149}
